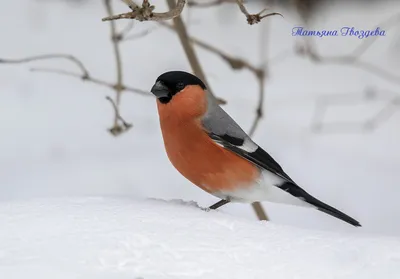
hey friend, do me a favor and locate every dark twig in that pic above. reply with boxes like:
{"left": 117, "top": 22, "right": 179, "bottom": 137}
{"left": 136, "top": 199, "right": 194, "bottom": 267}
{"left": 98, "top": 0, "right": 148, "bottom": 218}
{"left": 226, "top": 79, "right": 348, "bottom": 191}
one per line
{"left": 106, "top": 96, "right": 133, "bottom": 135}
{"left": 248, "top": 70, "right": 265, "bottom": 136}
{"left": 0, "top": 54, "right": 89, "bottom": 78}
{"left": 102, "top": 0, "right": 186, "bottom": 22}
{"left": 105, "top": 0, "right": 134, "bottom": 135}
{"left": 0, "top": 55, "right": 149, "bottom": 96}
{"left": 159, "top": 22, "right": 269, "bottom": 76}
{"left": 165, "top": 0, "right": 222, "bottom": 104}
{"left": 247, "top": 22, "right": 269, "bottom": 221}
{"left": 30, "top": 67, "right": 149, "bottom": 95}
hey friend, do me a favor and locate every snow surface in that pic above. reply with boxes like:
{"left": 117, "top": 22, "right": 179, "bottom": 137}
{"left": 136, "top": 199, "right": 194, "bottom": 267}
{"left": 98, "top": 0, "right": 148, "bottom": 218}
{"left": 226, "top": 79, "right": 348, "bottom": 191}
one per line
{"left": 1, "top": 197, "right": 400, "bottom": 279}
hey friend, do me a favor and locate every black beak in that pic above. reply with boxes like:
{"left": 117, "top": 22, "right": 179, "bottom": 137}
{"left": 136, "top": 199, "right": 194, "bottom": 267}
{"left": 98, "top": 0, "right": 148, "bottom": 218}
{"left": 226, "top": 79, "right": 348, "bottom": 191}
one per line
{"left": 151, "top": 80, "right": 170, "bottom": 99}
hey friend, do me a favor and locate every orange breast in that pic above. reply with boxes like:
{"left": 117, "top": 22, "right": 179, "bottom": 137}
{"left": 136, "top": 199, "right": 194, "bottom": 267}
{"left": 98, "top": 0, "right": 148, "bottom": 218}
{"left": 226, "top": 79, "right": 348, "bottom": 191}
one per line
{"left": 158, "top": 110, "right": 260, "bottom": 193}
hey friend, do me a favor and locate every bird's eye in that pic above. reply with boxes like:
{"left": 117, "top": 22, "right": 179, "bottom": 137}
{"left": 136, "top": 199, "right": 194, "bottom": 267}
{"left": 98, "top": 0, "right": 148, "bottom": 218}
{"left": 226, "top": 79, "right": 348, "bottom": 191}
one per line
{"left": 176, "top": 82, "right": 185, "bottom": 91}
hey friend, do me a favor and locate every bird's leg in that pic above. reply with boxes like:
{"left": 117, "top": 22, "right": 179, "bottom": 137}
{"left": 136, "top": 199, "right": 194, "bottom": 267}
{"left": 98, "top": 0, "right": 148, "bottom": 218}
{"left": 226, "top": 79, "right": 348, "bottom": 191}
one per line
{"left": 209, "top": 199, "right": 230, "bottom": 210}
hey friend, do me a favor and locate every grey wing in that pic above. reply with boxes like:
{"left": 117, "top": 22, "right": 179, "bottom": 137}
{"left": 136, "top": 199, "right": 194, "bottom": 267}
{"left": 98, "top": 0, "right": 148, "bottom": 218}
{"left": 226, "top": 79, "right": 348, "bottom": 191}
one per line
{"left": 201, "top": 95, "right": 295, "bottom": 183}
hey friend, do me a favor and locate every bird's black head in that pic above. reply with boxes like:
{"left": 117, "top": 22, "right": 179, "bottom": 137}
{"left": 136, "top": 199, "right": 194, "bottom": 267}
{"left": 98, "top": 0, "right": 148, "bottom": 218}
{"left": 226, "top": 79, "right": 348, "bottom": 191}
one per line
{"left": 150, "top": 71, "right": 207, "bottom": 104}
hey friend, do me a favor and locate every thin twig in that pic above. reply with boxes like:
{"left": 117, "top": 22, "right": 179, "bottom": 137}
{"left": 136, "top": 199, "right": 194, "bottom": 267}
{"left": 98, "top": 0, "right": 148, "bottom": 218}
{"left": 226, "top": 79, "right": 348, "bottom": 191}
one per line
{"left": 351, "top": 13, "right": 400, "bottom": 57}
{"left": 121, "top": 0, "right": 138, "bottom": 10}
{"left": 29, "top": 67, "right": 149, "bottom": 95}
{"left": 102, "top": 0, "right": 186, "bottom": 22}
{"left": 105, "top": 0, "right": 132, "bottom": 136}
{"left": 118, "top": 20, "right": 135, "bottom": 40}
{"left": 159, "top": 22, "right": 261, "bottom": 73}
{"left": 298, "top": 12, "right": 400, "bottom": 86}
{"left": 235, "top": 0, "right": 282, "bottom": 25}
{"left": 0, "top": 54, "right": 89, "bottom": 78}
{"left": 123, "top": 27, "right": 157, "bottom": 41}
{"left": 311, "top": 88, "right": 400, "bottom": 133}
{"left": 247, "top": 20, "right": 270, "bottom": 221}
{"left": 365, "top": 100, "right": 399, "bottom": 130}
{"left": 106, "top": 96, "right": 133, "bottom": 135}
{"left": 248, "top": 71, "right": 265, "bottom": 136}
{"left": 165, "top": 0, "right": 219, "bottom": 102}
{"left": 302, "top": 46, "right": 400, "bottom": 86}
{"left": 0, "top": 55, "right": 150, "bottom": 96}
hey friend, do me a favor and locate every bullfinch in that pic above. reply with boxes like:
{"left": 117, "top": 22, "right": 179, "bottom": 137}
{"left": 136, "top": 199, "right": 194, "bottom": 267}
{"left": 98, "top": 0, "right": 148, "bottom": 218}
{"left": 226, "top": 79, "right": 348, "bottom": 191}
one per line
{"left": 150, "top": 70, "right": 361, "bottom": 227}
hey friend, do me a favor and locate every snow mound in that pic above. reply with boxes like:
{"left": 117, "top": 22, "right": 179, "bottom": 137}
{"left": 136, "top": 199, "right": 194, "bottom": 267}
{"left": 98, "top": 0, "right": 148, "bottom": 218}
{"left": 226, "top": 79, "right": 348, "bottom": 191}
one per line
{"left": 1, "top": 198, "right": 399, "bottom": 279}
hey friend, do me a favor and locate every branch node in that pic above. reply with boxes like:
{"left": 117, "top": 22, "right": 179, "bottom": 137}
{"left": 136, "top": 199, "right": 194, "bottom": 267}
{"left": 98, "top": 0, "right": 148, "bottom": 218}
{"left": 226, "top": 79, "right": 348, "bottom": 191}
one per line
{"left": 256, "top": 69, "right": 265, "bottom": 79}
{"left": 235, "top": 0, "right": 282, "bottom": 25}
{"left": 256, "top": 107, "right": 263, "bottom": 117}
{"left": 112, "top": 33, "right": 123, "bottom": 42}
{"left": 102, "top": 0, "right": 185, "bottom": 22}
{"left": 247, "top": 12, "right": 282, "bottom": 25}
{"left": 113, "top": 84, "right": 126, "bottom": 91}
{"left": 226, "top": 57, "right": 246, "bottom": 70}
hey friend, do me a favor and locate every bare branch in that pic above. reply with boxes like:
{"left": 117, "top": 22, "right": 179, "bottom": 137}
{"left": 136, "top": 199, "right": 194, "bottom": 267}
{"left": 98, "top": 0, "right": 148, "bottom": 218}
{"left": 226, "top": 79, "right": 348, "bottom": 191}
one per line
{"left": 106, "top": 96, "right": 133, "bottom": 135}
{"left": 299, "top": 44, "right": 400, "bottom": 86}
{"left": 247, "top": 23, "right": 270, "bottom": 222}
{"left": 159, "top": 22, "right": 263, "bottom": 74}
{"left": 248, "top": 70, "right": 266, "bottom": 136}
{"left": 311, "top": 88, "right": 400, "bottom": 133}
{"left": 123, "top": 27, "right": 157, "bottom": 41}
{"left": 121, "top": 0, "right": 139, "bottom": 10}
{"left": 351, "top": 13, "right": 400, "bottom": 57}
{"left": 29, "top": 67, "right": 149, "bottom": 95}
{"left": 0, "top": 54, "right": 89, "bottom": 78}
{"left": 297, "top": 12, "right": 400, "bottom": 86}
{"left": 248, "top": 76, "right": 267, "bottom": 221}
{"left": 104, "top": 0, "right": 127, "bottom": 135}
{"left": 165, "top": 0, "right": 224, "bottom": 104}
{"left": 235, "top": 0, "right": 282, "bottom": 25}
{"left": 0, "top": 54, "right": 150, "bottom": 96}
{"left": 102, "top": 0, "right": 186, "bottom": 22}
{"left": 118, "top": 20, "right": 135, "bottom": 40}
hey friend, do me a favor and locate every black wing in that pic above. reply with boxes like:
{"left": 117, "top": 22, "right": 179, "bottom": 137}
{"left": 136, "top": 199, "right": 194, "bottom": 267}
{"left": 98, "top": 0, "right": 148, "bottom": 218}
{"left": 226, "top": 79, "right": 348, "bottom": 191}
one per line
{"left": 207, "top": 133, "right": 295, "bottom": 183}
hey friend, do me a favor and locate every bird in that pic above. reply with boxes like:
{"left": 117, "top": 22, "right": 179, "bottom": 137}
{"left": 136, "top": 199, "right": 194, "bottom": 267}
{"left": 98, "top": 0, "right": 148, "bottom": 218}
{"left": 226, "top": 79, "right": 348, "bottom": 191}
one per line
{"left": 150, "top": 70, "right": 361, "bottom": 227}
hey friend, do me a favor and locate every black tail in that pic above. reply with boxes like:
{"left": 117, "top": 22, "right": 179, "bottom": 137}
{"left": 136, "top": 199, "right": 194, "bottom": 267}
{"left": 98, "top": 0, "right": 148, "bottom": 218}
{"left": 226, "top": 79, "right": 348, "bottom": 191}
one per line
{"left": 279, "top": 182, "right": 361, "bottom": 227}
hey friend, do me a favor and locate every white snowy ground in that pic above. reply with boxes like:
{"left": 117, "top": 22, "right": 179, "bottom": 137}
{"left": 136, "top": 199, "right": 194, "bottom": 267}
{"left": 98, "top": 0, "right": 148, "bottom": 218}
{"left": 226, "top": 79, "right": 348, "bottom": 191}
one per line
{"left": 1, "top": 0, "right": 400, "bottom": 277}
{"left": 2, "top": 0, "right": 399, "bottom": 234}
{"left": 1, "top": 197, "right": 400, "bottom": 279}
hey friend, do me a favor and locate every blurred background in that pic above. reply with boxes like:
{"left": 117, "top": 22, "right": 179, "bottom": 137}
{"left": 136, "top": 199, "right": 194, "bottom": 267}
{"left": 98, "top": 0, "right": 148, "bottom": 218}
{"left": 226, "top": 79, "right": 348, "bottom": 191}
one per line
{"left": 1, "top": 0, "right": 399, "bottom": 235}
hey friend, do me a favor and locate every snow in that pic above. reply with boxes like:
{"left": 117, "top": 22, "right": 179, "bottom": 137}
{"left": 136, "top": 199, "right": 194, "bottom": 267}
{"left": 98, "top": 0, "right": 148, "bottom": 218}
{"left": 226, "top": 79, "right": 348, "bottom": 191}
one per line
{"left": 2, "top": 0, "right": 399, "bottom": 233}
{"left": 1, "top": 197, "right": 399, "bottom": 279}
